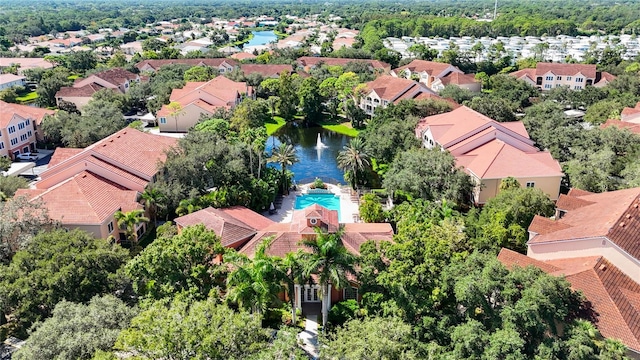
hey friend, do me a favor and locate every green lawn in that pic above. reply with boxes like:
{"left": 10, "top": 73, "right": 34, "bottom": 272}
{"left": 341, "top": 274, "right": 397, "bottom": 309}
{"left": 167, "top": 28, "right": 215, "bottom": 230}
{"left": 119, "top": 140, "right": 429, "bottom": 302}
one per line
{"left": 317, "top": 120, "right": 359, "bottom": 137}
{"left": 16, "top": 91, "right": 38, "bottom": 103}
{"left": 265, "top": 116, "right": 286, "bottom": 135}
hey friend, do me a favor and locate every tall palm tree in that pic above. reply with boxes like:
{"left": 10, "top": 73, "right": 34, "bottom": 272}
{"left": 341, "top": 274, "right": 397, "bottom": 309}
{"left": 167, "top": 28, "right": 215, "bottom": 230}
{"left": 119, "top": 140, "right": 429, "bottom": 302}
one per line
{"left": 141, "top": 188, "right": 165, "bottom": 224}
{"left": 226, "top": 238, "right": 285, "bottom": 314}
{"left": 281, "top": 251, "right": 306, "bottom": 324}
{"left": 268, "top": 142, "right": 299, "bottom": 194}
{"left": 337, "top": 137, "right": 371, "bottom": 190}
{"left": 300, "top": 227, "right": 357, "bottom": 329}
{"left": 114, "top": 209, "right": 149, "bottom": 246}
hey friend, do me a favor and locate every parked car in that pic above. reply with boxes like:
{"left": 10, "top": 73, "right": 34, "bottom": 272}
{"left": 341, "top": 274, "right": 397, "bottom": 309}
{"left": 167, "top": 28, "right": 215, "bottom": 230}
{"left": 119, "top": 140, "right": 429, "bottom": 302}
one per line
{"left": 15, "top": 153, "right": 37, "bottom": 161}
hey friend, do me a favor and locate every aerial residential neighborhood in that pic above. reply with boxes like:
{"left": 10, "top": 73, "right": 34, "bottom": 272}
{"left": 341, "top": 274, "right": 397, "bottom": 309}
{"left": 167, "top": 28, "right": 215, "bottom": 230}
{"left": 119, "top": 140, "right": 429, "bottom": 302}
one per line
{"left": 0, "top": 0, "right": 639, "bottom": 359}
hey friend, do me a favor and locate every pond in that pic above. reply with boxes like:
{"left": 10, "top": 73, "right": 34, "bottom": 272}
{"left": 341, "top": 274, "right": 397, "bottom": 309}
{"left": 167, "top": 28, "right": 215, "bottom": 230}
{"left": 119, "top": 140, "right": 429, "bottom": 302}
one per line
{"left": 265, "top": 123, "right": 350, "bottom": 185}
{"left": 245, "top": 30, "right": 278, "bottom": 47}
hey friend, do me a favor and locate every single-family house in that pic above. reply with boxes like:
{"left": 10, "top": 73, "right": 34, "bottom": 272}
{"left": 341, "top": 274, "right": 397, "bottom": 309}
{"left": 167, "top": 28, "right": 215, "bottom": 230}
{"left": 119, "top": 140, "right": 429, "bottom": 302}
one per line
{"left": 14, "top": 128, "right": 177, "bottom": 239}
{"left": 0, "top": 74, "right": 26, "bottom": 91}
{"left": 296, "top": 56, "right": 391, "bottom": 74}
{"left": 157, "top": 76, "right": 252, "bottom": 132}
{"left": 239, "top": 64, "right": 294, "bottom": 78}
{"left": 510, "top": 62, "right": 615, "bottom": 90}
{"left": 390, "top": 60, "right": 472, "bottom": 91}
{"left": 135, "top": 58, "right": 238, "bottom": 73}
{"left": 415, "top": 106, "right": 563, "bottom": 204}
{"left": 430, "top": 72, "right": 481, "bottom": 92}
{"left": 359, "top": 75, "right": 440, "bottom": 116}
{"left": 497, "top": 186, "right": 640, "bottom": 356}
{"left": 0, "top": 101, "right": 54, "bottom": 154}
{"left": 55, "top": 68, "right": 141, "bottom": 110}
{"left": 0, "top": 58, "right": 54, "bottom": 75}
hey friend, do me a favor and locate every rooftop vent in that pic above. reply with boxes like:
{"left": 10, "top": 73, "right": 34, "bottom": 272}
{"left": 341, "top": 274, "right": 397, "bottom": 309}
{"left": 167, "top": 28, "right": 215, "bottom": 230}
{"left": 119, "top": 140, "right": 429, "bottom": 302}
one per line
{"left": 598, "top": 264, "right": 607, "bottom": 271}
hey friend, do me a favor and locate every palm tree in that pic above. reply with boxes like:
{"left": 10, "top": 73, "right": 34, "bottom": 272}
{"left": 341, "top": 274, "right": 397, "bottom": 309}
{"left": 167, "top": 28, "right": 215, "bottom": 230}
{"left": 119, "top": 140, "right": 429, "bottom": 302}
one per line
{"left": 141, "top": 188, "right": 165, "bottom": 224}
{"left": 337, "top": 137, "right": 371, "bottom": 190}
{"left": 114, "top": 209, "right": 149, "bottom": 246}
{"left": 268, "top": 142, "right": 299, "bottom": 194}
{"left": 226, "top": 238, "right": 285, "bottom": 314}
{"left": 281, "top": 251, "right": 306, "bottom": 324}
{"left": 300, "top": 227, "right": 357, "bottom": 330}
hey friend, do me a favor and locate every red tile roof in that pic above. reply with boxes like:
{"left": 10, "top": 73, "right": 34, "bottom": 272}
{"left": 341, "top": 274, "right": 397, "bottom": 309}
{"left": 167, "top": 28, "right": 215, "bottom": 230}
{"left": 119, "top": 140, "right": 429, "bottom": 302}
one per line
{"left": 498, "top": 249, "right": 640, "bottom": 352}
{"left": 55, "top": 83, "right": 105, "bottom": 98}
{"left": 230, "top": 52, "right": 257, "bottom": 60}
{"left": 17, "top": 171, "right": 141, "bottom": 224}
{"left": 297, "top": 57, "right": 390, "bottom": 71}
{"left": 238, "top": 205, "right": 394, "bottom": 258}
{"left": 0, "top": 101, "right": 54, "bottom": 127}
{"left": 175, "top": 207, "right": 261, "bottom": 248}
{"left": 536, "top": 62, "right": 597, "bottom": 78}
{"left": 221, "top": 206, "right": 274, "bottom": 231}
{"left": 240, "top": 64, "right": 292, "bottom": 78}
{"left": 394, "top": 59, "right": 458, "bottom": 77}
{"left": 439, "top": 72, "right": 479, "bottom": 86}
{"left": 528, "top": 187, "right": 640, "bottom": 261}
{"left": 48, "top": 148, "right": 83, "bottom": 167}
{"left": 135, "top": 58, "right": 238, "bottom": 71}
{"left": 601, "top": 119, "right": 640, "bottom": 135}
{"left": 365, "top": 75, "right": 437, "bottom": 103}
{"left": 510, "top": 68, "right": 537, "bottom": 81}
{"left": 79, "top": 68, "right": 139, "bottom": 87}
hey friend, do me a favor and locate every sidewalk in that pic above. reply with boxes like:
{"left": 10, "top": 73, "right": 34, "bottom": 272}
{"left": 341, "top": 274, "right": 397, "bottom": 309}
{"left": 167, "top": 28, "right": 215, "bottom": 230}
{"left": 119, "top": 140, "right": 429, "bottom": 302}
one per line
{"left": 298, "top": 315, "right": 319, "bottom": 359}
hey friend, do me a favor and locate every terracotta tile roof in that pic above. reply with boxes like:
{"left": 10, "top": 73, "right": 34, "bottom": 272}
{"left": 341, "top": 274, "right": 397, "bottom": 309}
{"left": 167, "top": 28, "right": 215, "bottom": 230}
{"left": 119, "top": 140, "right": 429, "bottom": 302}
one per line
{"left": 296, "top": 56, "right": 390, "bottom": 71}
{"left": 439, "top": 72, "right": 479, "bottom": 86}
{"left": 0, "top": 73, "right": 25, "bottom": 84}
{"left": 230, "top": 52, "right": 256, "bottom": 60}
{"left": 238, "top": 205, "right": 394, "bottom": 258}
{"left": 240, "top": 64, "right": 292, "bottom": 78}
{"left": 365, "top": 75, "right": 436, "bottom": 102}
{"left": 42, "top": 128, "right": 177, "bottom": 183}
{"left": 85, "top": 68, "right": 138, "bottom": 87}
{"left": 509, "top": 68, "right": 536, "bottom": 81}
{"left": 567, "top": 188, "right": 595, "bottom": 197}
{"left": 601, "top": 119, "right": 640, "bottom": 135}
{"left": 455, "top": 140, "right": 562, "bottom": 179}
{"left": 528, "top": 188, "right": 640, "bottom": 261}
{"left": 498, "top": 249, "right": 640, "bottom": 352}
{"left": 536, "top": 62, "right": 597, "bottom": 78}
{"left": 529, "top": 215, "right": 572, "bottom": 235}
{"left": 221, "top": 206, "right": 274, "bottom": 231}
{"left": 595, "top": 71, "right": 617, "bottom": 85}
{"left": 394, "top": 60, "right": 457, "bottom": 77}
{"left": 135, "top": 58, "right": 238, "bottom": 71}
{"left": 556, "top": 193, "right": 595, "bottom": 211}
{"left": 159, "top": 76, "right": 251, "bottom": 117}
{"left": 0, "top": 101, "right": 55, "bottom": 127}
{"left": 19, "top": 171, "right": 141, "bottom": 224}
{"left": 47, "top": 148, "right": 84, "bottom": 167}
{"left": 55, "top": 83, "right": 104, "bottom": 98}
{"left": 175, "top": 207, "right": 258, "bottom": 248}
{"left": 621, "top": 102, "right": 640, "bottom": 119}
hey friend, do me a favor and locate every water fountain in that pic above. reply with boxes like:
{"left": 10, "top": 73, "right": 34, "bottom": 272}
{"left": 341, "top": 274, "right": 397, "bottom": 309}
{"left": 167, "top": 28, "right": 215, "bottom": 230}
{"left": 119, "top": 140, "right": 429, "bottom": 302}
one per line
{"left": 316, "top": 133, "right": 328, "bottom": 149}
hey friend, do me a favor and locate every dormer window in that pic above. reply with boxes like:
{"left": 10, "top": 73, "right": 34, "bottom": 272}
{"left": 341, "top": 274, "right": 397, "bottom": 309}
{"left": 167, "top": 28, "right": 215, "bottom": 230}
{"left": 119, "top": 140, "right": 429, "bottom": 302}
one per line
{"left": 309, "top": 218, "right": 318, "bottom": 225}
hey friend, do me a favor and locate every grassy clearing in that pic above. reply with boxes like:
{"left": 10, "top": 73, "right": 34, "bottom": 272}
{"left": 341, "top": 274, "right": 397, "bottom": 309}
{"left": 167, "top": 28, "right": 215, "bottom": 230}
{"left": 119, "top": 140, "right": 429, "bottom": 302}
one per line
{"left": 318, "top": 120, "right": 359, "bottom": 137}
{"left": 265, "top": 116, "right": 287, "bottom": 135}
{"left": 16, "top": 91, "right": 38, "bottom": 103}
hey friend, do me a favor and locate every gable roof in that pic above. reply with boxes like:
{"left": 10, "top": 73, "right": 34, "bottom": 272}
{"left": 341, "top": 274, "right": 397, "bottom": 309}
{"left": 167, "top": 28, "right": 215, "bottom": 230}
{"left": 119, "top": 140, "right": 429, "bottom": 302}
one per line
{"left": 297, "top": 56, "right": 390, "bottom": 71}
{"left": 240, "top": 64, "right": 292, "bottom": 78}
{"left": 16, "top": 171, "right": 141, "bottom": 224}
{"left": 174, "top": 206, "right": 273, "bottom": 248}
{"left": 55, "top": 83, "right": 105, "bottom": 98}
{"left": 394, "top": 59, "right": 459, "bottom": 77}
{"left": 0, "top": 101, "right": 55, "bottom": 127}
{"left": 364, "top": 75, "right": 437, "bottom": 102}
{"left": 601, "top": 119, "right": 640, "bottom": 135}
{"left": 535, "top": 62, "right": 597, "bottom": 78}
{"left": 0, "top": 73, "right": 25, "bottom": 85}
{"left": 498, "top": 248, "right": 640, "bottom": 352}
{"left": 135, "top": 58, "right": 238, "bottom": 71}
{"left": 81, "top": 68, "right": 138, "bottom": 87}
{"left": 510, "top": 68, "right": 537, "bottom": 82}
{"left": 528, "top": 187, "right": 640, "bottom": 261}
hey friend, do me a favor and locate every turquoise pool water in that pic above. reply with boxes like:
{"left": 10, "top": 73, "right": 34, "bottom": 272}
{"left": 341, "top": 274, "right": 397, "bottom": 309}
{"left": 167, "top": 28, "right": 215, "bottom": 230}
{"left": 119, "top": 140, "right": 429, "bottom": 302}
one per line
{"left": 295, "top": 193, "right": 341, "bottom": 218}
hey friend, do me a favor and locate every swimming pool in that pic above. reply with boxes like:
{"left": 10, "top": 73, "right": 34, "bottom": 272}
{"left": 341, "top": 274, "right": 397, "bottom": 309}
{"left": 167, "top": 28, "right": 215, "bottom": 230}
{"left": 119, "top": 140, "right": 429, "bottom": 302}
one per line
{"left": 294, "top": 193, "right": 341, "bottom": 218}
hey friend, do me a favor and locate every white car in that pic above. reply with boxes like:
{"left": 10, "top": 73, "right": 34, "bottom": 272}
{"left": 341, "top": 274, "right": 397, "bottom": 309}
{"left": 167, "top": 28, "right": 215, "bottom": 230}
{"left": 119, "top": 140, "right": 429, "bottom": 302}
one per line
{"left": 16, "top": 153, "right": 38, "bottom": 161}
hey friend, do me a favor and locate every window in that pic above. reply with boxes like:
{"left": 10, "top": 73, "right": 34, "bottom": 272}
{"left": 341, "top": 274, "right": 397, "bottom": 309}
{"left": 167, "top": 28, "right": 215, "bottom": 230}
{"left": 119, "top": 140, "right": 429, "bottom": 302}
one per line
{"left": 545, "top": 76, "right": 554, "bottom": 81}
{"left": 574, "top": 85, "right": 582, "bottom": 90}
{"left": 556, "top": 84, "right": 561, "bottom": 87}
{"left": 309, "top": 218, "right": 318, "bottom": 225}
{"left": 20, "top": 134, "right": 27, "bottom": 142}
{"left": 27, "top": 131, "right": 32, "bottom": 137}
{"left": 25, "top": 119, "right": 30, "bottom": 125}
{"left": 544, "top": 84, "right": 552, "bottom": 89}
{"left": 566, "top": 76, "right": 572, "bottom": 81}
{"left": 8, "top": 126, "right": 15, "bottom": 134}
{"left": 526, "top": 182, "right": 535, "bottom": 188}
{"left": 343, "top": 287, "right": 358, "bottom": 301}
{"left": 10, "top": 138, "right": 17, "bottom": 146}
{"left": 556, "top": 76, "right": 562, "bottom": 80}
{"left": 575, "top": 77, "right": 584, "bottom": 83}
{"left": 160, "top": 117, "right": 166, "bottom": 124}
{"left": 0, "top": 142, "right": 4, "bottom": 150}
{"left": 17, "top": 122, "right": 25, "bottom": 130}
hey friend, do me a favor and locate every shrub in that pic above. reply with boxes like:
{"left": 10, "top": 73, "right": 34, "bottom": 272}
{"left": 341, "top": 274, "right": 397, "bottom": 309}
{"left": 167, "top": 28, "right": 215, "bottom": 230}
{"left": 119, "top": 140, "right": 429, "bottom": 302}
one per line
{"left": 329, "top": 299, "right": 361, "bottom": 326}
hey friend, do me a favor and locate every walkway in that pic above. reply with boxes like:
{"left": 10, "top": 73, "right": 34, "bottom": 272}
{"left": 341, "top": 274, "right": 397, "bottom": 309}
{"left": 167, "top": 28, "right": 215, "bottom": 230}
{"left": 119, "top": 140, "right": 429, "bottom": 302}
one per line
{"left": 298, "top": 314, "right": 319, "bottom": 359}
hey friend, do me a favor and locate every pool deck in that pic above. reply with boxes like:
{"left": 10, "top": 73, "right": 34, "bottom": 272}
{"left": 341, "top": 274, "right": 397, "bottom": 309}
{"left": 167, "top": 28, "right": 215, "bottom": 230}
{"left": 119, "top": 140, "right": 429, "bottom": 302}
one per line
{"left": 264, "top": 184, "right": 360, "bottom": 224}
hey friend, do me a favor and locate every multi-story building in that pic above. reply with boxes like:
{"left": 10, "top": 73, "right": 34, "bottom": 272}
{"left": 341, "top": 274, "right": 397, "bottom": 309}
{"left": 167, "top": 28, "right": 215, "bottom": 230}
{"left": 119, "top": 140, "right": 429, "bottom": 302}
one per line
{"left": 510, "top": 62, "right": 615, "bottom": 90}
{"left": 0, "top": 101, "right": 54, "bottom": 159}
{"left": 359, "top": 75, "right": 440, "bottom": 116}
{"left": 55, "top": 68, "right": 142, "bottom": 110}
